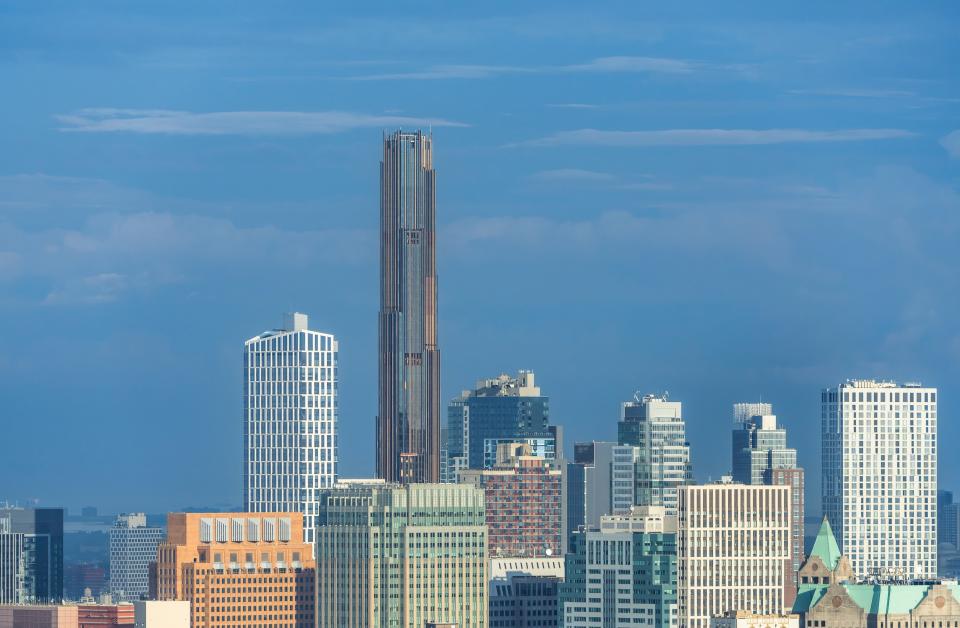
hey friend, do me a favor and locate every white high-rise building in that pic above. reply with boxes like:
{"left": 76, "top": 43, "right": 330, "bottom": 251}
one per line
{"left": 678, "top": 483, "right": 792, "bottom": 628}
{"left": 821, "top": 379, "right": 938, "bottom": 579}
{"left": 109, "top": 513, "right": 164, "bottom": 602}
{"left": 244, "top": 312, "right": 338, "bottom": 545}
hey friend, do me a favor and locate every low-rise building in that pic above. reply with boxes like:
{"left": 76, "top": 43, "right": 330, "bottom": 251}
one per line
{"left": 711, "top": 611, "right": 799, "bottom": 628}
{"left": 77, "top": 603, "right": 134, "bottom": 627}
{"left": 0, "top": 605, "right": 78, "bottom": 628}
{"left": 489, "top": 557, "right": 564, "bottom": 628}
{"left": 132, "top": 600, "right": 189, "bottom": 628}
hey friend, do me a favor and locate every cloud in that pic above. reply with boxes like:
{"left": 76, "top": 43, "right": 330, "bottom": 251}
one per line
{"left": 44, "top": 273, "right": 128, "bottom": 305}
{"left": 941, "top": 131, "right": 960, "bottom": 158}
{"left": 789, "top": 88, "right": 916, "bottom": 99}
{"left": 349, "top": 55, "right": 703, "bottom": 81}
{"left": 527, "top": 169, "right": 616, "bottom": 183}
{"left": 56, "top": 108, "right": 467, "bottom": 135}
{"left": 512, "top": 128, "right": 915, "bottom": 148}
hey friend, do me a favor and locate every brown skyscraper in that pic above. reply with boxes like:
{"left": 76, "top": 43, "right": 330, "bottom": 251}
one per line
{"left": 377, "top": 130, "right": 441, "bottom": 483}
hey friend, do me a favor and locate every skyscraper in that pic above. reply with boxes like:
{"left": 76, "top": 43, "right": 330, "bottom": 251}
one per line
{"left": 315, "top": 482, "right": 487, "bottom": 628}
{"left": 445, "top": 371, "right": 555, "bottom": 479}
{"left": 821, "top": 379, "right": 937, "bottom": 579}
{"left": 731, "top": 408, "right": 805, "bottom": 602}
{"left": 619, "top": 393, "right": 692, "bottom": 515}
{"left": 678, "top": 483, "right": 792, "bottom": 628}
{"left": 377, "top": 129, "right": 441, "bottom": 484}
{"left": 0, "top": 507, "right": 63, "bottom": 604}
{"left": 109, "top": 513, "right": 164, "bottom": 602}
{"left": 244, "top": 312, "right": 338, "bottom": 545}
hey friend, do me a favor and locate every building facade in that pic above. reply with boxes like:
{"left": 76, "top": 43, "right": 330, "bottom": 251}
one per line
{"left": 133, "top": 601, "right": 189, "bottom": 628}
{"left": 460, "top": 443, "right": 562, "bottom": 558}
{"left": 731, "top": 410, "right": 805, "bottom": 604}
{"left": 377, "top": 129, "right": 442, "bottom": 484}
{"left": 619, "top": 394, "right": 692, "bottom": 516}
{"left": 108, "top": 514, "right": 163, "bottom": 602}
{"left": 244, "top": 312, "right": 338, "bottom": 545}
{"left": 710, "top": 611, "right": 799, "bottom": 628}
{"left": 445, "top": 371, "right": 554, "bottom": 478}
{"left": 0, "top": 507, "right": 63, "bottom": 604}
{"left": 155, "top": 512, "right": 316, "bottom": 627}
{"left": 678, "top": 483, "right": 792, "bottom": 628}
{"left": 315, "top": 482, "right": 488, "bottom": 628}
{"left": 77, "top": 604, "right": 134, "bottom": 627}
{"left": 561, "top": 507, "right": 678, "bottom": 628}
{"left": 821, "top": 379, "right": 937, "bottom": 579}
{"left": 489, "top": 557, "right": 564, "bottom": 628}
{"left": 793, "top": 518, "right": 960, "bottom": 627}
{"left": 0, "top": 605, "right": 78, "bottom": 628}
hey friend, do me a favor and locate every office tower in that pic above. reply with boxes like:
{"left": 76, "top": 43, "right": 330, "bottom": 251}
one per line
{"left": 793, "top": 517, "right": 960, "bottom": 627}
{"left": 561, "top": 506, "right": 677, "bottom": 628}
{"left": 731, "top": 410, "right": 805, "bottom": 603}
{"left": 0, "top": 507, "right": 63, "bottom": 603}
{"left": 315, "top": 482, "right": 487, "bottom": 628}
{"left": 678, "top": 483, "right": 792, "bottom": 628}
{"left": 108, "top": 513, "right": 163, "bottom": 602}
{"left": 377, "top": 129, "right": 441, "bottom": 484}
{"left": 488, "top": 557, "right": 564, "bottom": 628}
{"left": 733, "top": 402, "right": 773, "bottom": 425}
{"left": 460, "top": 443, "right": 562, "bottom": 558}
{"left": 938, "top": 490, "right": 960, "bottom": 577}
{"left": 155, "top": 512, "right": 316, "bottom": 628}
{"left": 445, "top": 371, "right": 554, "bottom": 480}
{"left": 133, "top": 601, "right": 189, "bottom": 628}
{"left": 821, "top": 379, "right": 938, "bottom": 579}
{"left": 244, "top": 312, "right": 338, "bottom": 545}
{"left": 619, "top": 393, "right": 692, "bottom": 515}
{"left": 0, "top": 605, "right": 78, "bottom": 628}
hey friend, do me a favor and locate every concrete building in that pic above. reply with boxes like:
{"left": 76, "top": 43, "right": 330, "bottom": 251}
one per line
{"left": 244, "top": 312, "right": 338, "bottom": 545}
{"left": 731, "top": 410, "right": 805, "bottom": 604}
{"left": 132, "top": 600, "right": 189, "bottom": 628}
{"left": 460, "top": 443, "right": 562, "bottom": 558}
{"left": 793, "top": 518, "right": 960, "bottom": 627}
{"left": 108, "top": 514, "right": 163, "bottom": 602}
{"left": 155, "top": 511, "right": 315, "bottom": 627}
{"left": 0, "top": 507, "right": 63, "bottom": 604}
{"left": 489, "top": 557, "right": 564, "bottom": 628}
{"left": 561, "top": 506, "right": 678, "bottom": 628}
{"left": 315, "top": 482, "right": 488, "bottom": 628}
{"left": 445, "top": 371, "right": 556, "bottom": 480}
{"left": 567, "top": 441, "right": 641, "bottom": 532}
{"left": 0, "top": 605, "right": 77, "bottom": 628}
{"left": 710, "top": 611, "right": 799, "bottom": 628}
{"left": 678, "top": 483, "right": 792, "bottom": 628}
{"left": 377, "top": 129, "right": 442, "bottom": 484}
{"left": 619, "top": 393, "right": 692, "bottom": 516}
{"left": 821, "top": 380, "right": 938, "bottom": 579}
{"left": 77, "top": 604, "right": 134, "bottom": 627}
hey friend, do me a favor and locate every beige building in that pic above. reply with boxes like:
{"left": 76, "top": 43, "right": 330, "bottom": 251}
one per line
{"left": 133, "top": 600, "right": 189, "bottom": 628}
{"left": 678, "top": 482, "right": 792, "bottom": 628}
{"left": 711, "top": 611, "right": 800, "bottom": 628}
{"left": 155, "top": 512, "right": 315, "bottom": 627}
{"left": 0, "top": 605, "right": 78, "bottom": 628}
{"left": 793, "top": 518, "right": 960, "bottom": 627}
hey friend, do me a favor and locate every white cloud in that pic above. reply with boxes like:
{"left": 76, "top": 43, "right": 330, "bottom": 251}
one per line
{"left": 527, "top": 169, "right": 616, "bottom": 182}
{"left": 941, "top": 130, "right": 960, "bottom": 158}
{"left": 513, "top": 128, "right": 915, "bottom": 148}
{"left": 56, "top": 108, "right": 467, "bottom": 135}
{"left": 349, "top": 56, "right": 703, "bottom": 81}
{"left": 44, "top": 273, "right": 128, "bottom": 305}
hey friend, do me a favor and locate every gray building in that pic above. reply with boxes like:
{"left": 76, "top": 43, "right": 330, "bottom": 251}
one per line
{"left": 445, "top": 371, "right": 556, "bottom": 480}
{"left": 489, "top": 557, "right": 563, "bottom": 628}
{"left": 109, "top": 513, "right": 164, "bottom": 602}
{"left": 377, "top": 129, "right": 442, "bottom": 484}
{"left": 618, "top": 393, "right": 692, "bottom": 516}
{"left": 0, "top": 507, "right": 63, "bottom": 604}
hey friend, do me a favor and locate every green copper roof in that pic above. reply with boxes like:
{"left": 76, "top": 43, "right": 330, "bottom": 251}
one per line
{"left": 793, "top": 583, "right": 960, "bottom": 615}
{"left": 810, "top": 517, "right": 842, "bottom": 571}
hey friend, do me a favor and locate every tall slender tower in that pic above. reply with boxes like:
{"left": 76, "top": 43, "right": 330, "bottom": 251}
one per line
{"left": 377, "top": 130, "right": 441, "bottom": 483}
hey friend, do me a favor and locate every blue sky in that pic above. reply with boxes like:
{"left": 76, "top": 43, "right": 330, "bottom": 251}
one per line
{"left": 1, "top": 1, "right": 958, "bottom": 514}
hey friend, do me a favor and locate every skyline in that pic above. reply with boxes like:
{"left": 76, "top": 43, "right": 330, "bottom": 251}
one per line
{"left": 1, "top": 1, "right": 959, "bottom": 514}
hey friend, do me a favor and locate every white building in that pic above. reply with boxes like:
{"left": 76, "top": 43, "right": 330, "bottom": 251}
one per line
{"left": 134, "top": 600, "right": 189, "bottom": 628}
{"left": 619, "top": 394, "right": 692, "bottom": 516}
{"left": 108, "top": 513, "right": 164, "bottom": 602}
{"left": 710, "top": 611, "right": 799, "bottom": 628}
{"left": 821, "top": 379, "right": 937, "bottom": 579}
{"left": 244, "top": 312, "right": 338, "bottom": 545}
{"left": 678, "top": 483, "right": 792, "bottom": 628}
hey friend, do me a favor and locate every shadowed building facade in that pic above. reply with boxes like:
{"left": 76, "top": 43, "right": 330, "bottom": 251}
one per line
{"left": 377, "top": 130, "right": 441, "bottom": 484}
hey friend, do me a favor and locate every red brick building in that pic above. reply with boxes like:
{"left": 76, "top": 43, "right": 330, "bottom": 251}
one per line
{"left": 78, "top": 604, "right": 134, "bottom": 627}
